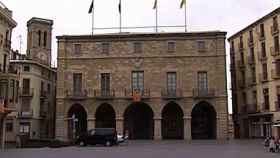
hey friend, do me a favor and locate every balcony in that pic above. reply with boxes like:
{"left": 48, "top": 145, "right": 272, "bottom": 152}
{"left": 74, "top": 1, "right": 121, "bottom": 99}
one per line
{"left": 40, "top": 90, "right": 47, "bottom": 99}
{"left": 161, "top": 89, "right": 183, "bottom": 99}
{"left": 65, "top": 89, "right": 88, "bottom": 100}
{"left": 18, "top": 110, "right": 33, "bottom": 118}
{"left": 192, "top": 88, "right": 215, "bottom": 99}
{"left": 275, "top": 101, "right": 280, "bottom": 111}
{"left": 247, "top": 104, "right": 258, "bottom": 113}
{"left": 19, "top": 88, "right": 34, "bottom": 98}
{"left": 237, "top": 60, "right": 245, "bottom": 69}
{"left": 270, "top": 46, "right": 280, "bottom": 57}
{"left": 259, "top": 73, "right": 268, "bottom": 83}
{"left": 40, "top": 103, "right": 48, "bottom": 118}
{"left": 258, "top": 51, "right": 267, "bottom": 62}
{"left": 271, "top": 25, "right": 279, "bottom": 36}
{"left": 93, "top": 89, "right": 115, "bottom": 100}
{"left": 3, "top": 40, "right": 11, "bottom": 52}
{"left": 271, "top": 69, "right": 280, "bottom": 79}
{"left": 247, "top": 56, "right": 255, "bottom": 65}
{"left": 261, "top": 102, "right": 270, "bottom": 112}
{"left": 124, "top": 89, "right": 150, "bottom": 99}
{"left": 247, "top": 38, "right": 254, "bottom": 47}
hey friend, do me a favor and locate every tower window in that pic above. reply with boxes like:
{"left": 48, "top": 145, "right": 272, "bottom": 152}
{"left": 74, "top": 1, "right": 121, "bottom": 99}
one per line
{"left": 43, "top": 31, "right": 47, "bottom": 47}
{"left": 38, "top": 30, "right": 41, "bottom": 46}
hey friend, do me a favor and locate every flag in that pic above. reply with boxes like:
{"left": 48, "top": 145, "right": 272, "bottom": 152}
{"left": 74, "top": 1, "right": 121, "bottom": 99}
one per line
{"left": 118, "top": 0, "right": 121, "bottom": 13}
{"left": 180, "top": 0, "right": 186, "bottom": 8}
{"left": 153, "top": 0, "right": 157, "bottom": 9}
{"left": 88, "top": 0, "right": 94, "bottom": 13}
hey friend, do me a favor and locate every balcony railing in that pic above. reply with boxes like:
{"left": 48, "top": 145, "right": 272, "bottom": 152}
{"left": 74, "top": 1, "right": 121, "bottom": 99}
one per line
{"left": 238, "top": 43, "right": 244, "bottom": 51}
{"left": 258, "top": 51, "right": 267, "bottom": 61}
{"left": 161, "top": 88, "right": 183, "bottom": 99}
{"left": 271, "top": 25, "right": 279, "bottom": 35}
{"left": 270, "top": 46, "right": 280, "bottom": 56}
{"left": 261, "top": 102, "right": 270, "bottom": 112}
{"left": 247, "top": 38, "right": 254, "bottom": 47}
{"left": 3, "top": 40, "right": 11, "bottom": 51}
{"left": 271, "top": 69, "right": 280, "bottom": 79}
{"left": 192, "top": 88, "right": 215, "bottom": 98}
{"left": 93, "top": 89, "right": 115, "bottom": 100}
{"left": 259, "top": 73, "right": 268, "bottom": 83}
{"left": 65, "top": 89, "right": 88, "bottom": 100}
{"left": 19, "top": 88, "right": 34, "bottom": 97}
{"left": 18, "top": 110, "right": 33, "bottom": 118}
{"left": 124, "top": 88, "right": 150, "bottom": 99}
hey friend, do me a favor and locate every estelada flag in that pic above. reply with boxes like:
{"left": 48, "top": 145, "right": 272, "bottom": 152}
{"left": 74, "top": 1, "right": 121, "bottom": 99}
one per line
{"left": 133, "top": 90, "right": 141, "bottom": 102}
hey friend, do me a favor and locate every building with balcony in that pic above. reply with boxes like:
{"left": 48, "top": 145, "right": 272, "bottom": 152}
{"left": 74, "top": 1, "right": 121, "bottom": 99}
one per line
{"left": 6, "top": 17, "right": 56, "bottom": 141}
{"left": 229, "top": 7, "right": 280, "bottom": 139}
{"left": 56, "top": 31, "right": 228, "bottom": 141}
{"left": 0, "top": 2, "right": 18, "bottom": 145}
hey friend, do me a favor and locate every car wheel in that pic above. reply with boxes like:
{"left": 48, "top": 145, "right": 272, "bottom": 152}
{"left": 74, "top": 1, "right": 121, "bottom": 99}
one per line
{"left": 79, "top": 141, "right": 86, "bottom": 147}
{"left": 105, "top": 141, "right": 112, "bottom": 147}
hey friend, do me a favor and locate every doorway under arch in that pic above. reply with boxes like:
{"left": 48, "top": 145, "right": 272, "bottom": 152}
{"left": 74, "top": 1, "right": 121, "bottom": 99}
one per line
{"left": 95, "top": 103, "right": 116, "bottom": 128}
{"left": 162, "top": 102, "right": 184, "bottom": 139}
{"left": 68, "top": 104, "right": 87, "bottom": 140}
{"left": 191, "top": 101, "right": 216, "bottom": 139}
{"left": 124, "top": 102, "right": 154, "bottom": 139}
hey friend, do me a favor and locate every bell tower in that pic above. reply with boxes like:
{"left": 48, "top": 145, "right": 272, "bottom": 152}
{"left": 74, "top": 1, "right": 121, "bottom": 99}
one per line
{"left": 26, "top": 17, "right": 53, "bottom": 66}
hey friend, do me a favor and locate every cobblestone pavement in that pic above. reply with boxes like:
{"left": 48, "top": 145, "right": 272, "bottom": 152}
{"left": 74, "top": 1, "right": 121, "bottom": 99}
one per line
{"left": 0, "top": 140, "right": 279, "bottom": 158}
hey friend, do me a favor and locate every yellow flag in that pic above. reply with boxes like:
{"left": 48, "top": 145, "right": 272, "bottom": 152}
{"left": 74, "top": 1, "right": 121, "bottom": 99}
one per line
{"left": 180, "top": 0, "right": 186, "bottom": 8}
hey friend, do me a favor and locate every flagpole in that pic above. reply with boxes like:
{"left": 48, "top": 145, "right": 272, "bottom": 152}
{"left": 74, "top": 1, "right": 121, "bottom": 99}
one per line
{"left": 91, "top": 0, "right": 94, "bottom": 35}
{"left": 156, "top": 1, "right": 158, "bottom": 32}
{"left": 119, "top": 0, "right": 122, "bottom": 33}
{"left": 184, "top": 0, "right": 187, "bottom": 32}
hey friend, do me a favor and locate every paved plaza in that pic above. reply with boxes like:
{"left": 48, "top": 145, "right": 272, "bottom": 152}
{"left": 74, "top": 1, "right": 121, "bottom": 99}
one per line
{"left": 0, "top": 140, "right": 279, "bottom": 158}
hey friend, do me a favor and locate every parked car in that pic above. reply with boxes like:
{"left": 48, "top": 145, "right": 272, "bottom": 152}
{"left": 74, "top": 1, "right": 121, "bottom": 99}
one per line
{"left": 75, "top": 128, "right": 118, "bottom": 147}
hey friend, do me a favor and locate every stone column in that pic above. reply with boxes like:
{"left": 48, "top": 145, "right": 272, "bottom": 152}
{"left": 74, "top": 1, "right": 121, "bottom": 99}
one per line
{"left": 55, "top": 115, "right": 67, "bottom": 141}
{"left": 116, "top": 117, "right": 124, "bottom": 135}
{"left": 87, "top": 117, "right": 95, "bottom": 129}
{"left": 183, "top": 116, "right": 191, "bottom": 141}
{"left": 154, "top": 116, "right": 162, "bottom": 140}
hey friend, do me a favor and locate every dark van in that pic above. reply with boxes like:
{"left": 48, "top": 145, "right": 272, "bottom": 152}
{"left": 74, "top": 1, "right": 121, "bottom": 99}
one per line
{"left": 75, "top": 128, "right": 118, "bottom": 147}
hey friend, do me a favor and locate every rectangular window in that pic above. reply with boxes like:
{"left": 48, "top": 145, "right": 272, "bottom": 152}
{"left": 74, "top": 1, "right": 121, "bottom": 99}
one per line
{"left": 250, "top": 47, "right": 255, "bottom": 61}
{"left": 41, "top": 81, "right": 44, "bottom": 93}
{"left": 274, "top": 36, "right": 279, "bottom": 52}
{"left": 47, "top": 84, "right": 51, "bottom": 94}
{"left": 73, "top": 73, "right": 82, "bottom": 94}
{"left": 167, "top": 42, "right": 175, "bottom": 53}
{"left": 276, "top": 59, "right": 280, "bottom": 74}
{"left": 260, "top": 23, "right": 265, "bottom": 38}
{"left": 167, "top": 72, "right": 176, "bottom": 95}
{"left": 263, "top": 88, "right": 269, "bottom": 110}
{"left": 261, "top": 42, "right": 266, "bottom": 58}
{"left": 240, "top": 52, "right": 245, "bottom": 64}
{"left": 23, "top": 65, "right": 30, "bottom": 72}
{"left": 3, "top": 54, "right": 7, "bottom": 73}
{"left": 198, "top": 41, "right": 206, "bottom": 51}
{"left": 10, "top": 79, "right": 14, "bottom": 102}
{"left": 101, "top": 73, "right": 110, "bottom": 96}
{"left": 239, "top": 36, "right": 243, "bottom": 49}
{"left": 6, "top": 122, "right": 13, "bottom": 132}
{"left": 277, "top": 86, "right": 280, "bottom": 109}
{"left": 19, "top": 123, "right": 30, "bottom": 134}
{"left": 249, "top": 30, "right": 253, "bottom": 42}
{"left": 273, "top": 16, "right": 278, "bottom": 29}
{"left": 132, "top": 71, "right": 144, "bottom": 93}
{"left": 22, "top": 78, "right": 30, "bottom": 95}
{"left": 242, "top": 92, "right": 247, "bottom": 105}
{"left": 198, "top": 72, "right": 208, "bottom": 94}
{"left": 253, "top": 91, "right": 257, "bottom": 105}
{"left": 241, "top": 70, "right": 246, "bottom": 86}
{"left": 251, "top": 67, "right": 256, "bottom": 83}
{"left": 262, "top": 63, "right": 268, "bottom": 81}
{"left": 16, "top": 81, "right": 19, "bottom": 103}
{"left": 102, "top": 43, "right": 110, "bottom": 54}
{"left": 134, "top": 42, "right": 143, "bottom": 53}
{"left": 74, "top": 44, "right": 81, "bottom": 54}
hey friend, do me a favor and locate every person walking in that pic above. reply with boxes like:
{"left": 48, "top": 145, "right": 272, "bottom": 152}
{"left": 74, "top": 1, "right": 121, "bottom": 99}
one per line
{"left": 264, "top": 137, "right": 270, "bottom": 151}
{"left": 269, "top": 136, "right": 276, "bottom": 153}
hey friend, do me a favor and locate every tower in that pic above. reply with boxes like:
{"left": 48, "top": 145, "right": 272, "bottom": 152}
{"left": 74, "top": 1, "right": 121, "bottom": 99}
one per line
{"left": 26, "top": 17, "right": 53, "bottom": 66}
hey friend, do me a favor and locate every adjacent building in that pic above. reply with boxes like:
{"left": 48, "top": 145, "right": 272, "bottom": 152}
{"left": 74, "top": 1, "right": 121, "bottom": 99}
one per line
{"left": 0, "top": 2, "right": 17, "bottom": 145}
{"left": 56, "top": 31, "right": 229, "bottom": 141}
{"left": 229, "top": 7, "right": 280, "bottom": 139}
{"left": 5, "top": 18, "right": 56, "bottom": 141}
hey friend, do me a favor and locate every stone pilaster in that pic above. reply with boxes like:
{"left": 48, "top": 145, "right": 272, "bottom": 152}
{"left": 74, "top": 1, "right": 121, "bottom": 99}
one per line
{"left": 184, "top": 116, "right": 191, "bottom": 141}
{"left": 154, "top": 116, "right": 162, "bottom": 140}
{"left": 116, "top": 117, "right": 124, "bottom": 135}
{"left": 87, "top": 116, "right": 95, "bottom": 129}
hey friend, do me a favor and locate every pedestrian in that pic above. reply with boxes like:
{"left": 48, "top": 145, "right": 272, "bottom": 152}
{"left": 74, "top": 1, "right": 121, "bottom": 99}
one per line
{"left": 264, "top": 137, "right": 270, "bottom": 151}
{"left": 269, "top": 136, "right": 276, "bottom": 153}
{"left": 276, "top": 138, "right": 280, "bottom": 153}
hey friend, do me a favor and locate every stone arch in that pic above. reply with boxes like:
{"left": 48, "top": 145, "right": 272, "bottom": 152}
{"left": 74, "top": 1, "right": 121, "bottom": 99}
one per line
{"left": 191, "top": 101, "right": 217, "bottom": 139}
{"left": 95, "top": 103, "right": 116, "bottom": 128}
{"left": 67, "top": 104, "right": 88, "bottom": 140}
{"left": 161, "top": 101, "right": 184, "bottom": 139}
{"left": 123, "top": 102, "right": 154, "bottom": 139}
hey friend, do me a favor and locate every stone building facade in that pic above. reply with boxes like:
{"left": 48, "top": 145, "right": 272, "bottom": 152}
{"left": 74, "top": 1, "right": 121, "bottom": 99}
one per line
{"left": 0, "top": 2, "right": 17, "bottom": 145}
{"left": 229, "top": 7, "right": 280, "bottom": 139}
{"left": 56, "top": 32, "right": 228, "bottom": 141}
{"left": 5, "top": 17, "right": 57, "bottom": 141}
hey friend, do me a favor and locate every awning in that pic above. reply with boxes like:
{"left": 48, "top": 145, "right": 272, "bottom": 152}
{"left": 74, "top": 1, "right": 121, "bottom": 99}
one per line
{"left": 273, "top": 124, "right": 280, "bottom": 127}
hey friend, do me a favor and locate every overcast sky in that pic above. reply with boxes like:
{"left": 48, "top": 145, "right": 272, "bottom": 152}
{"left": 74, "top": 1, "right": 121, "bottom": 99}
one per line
{"left": 1, "top": 0, "right": 280, "bottom": 113}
